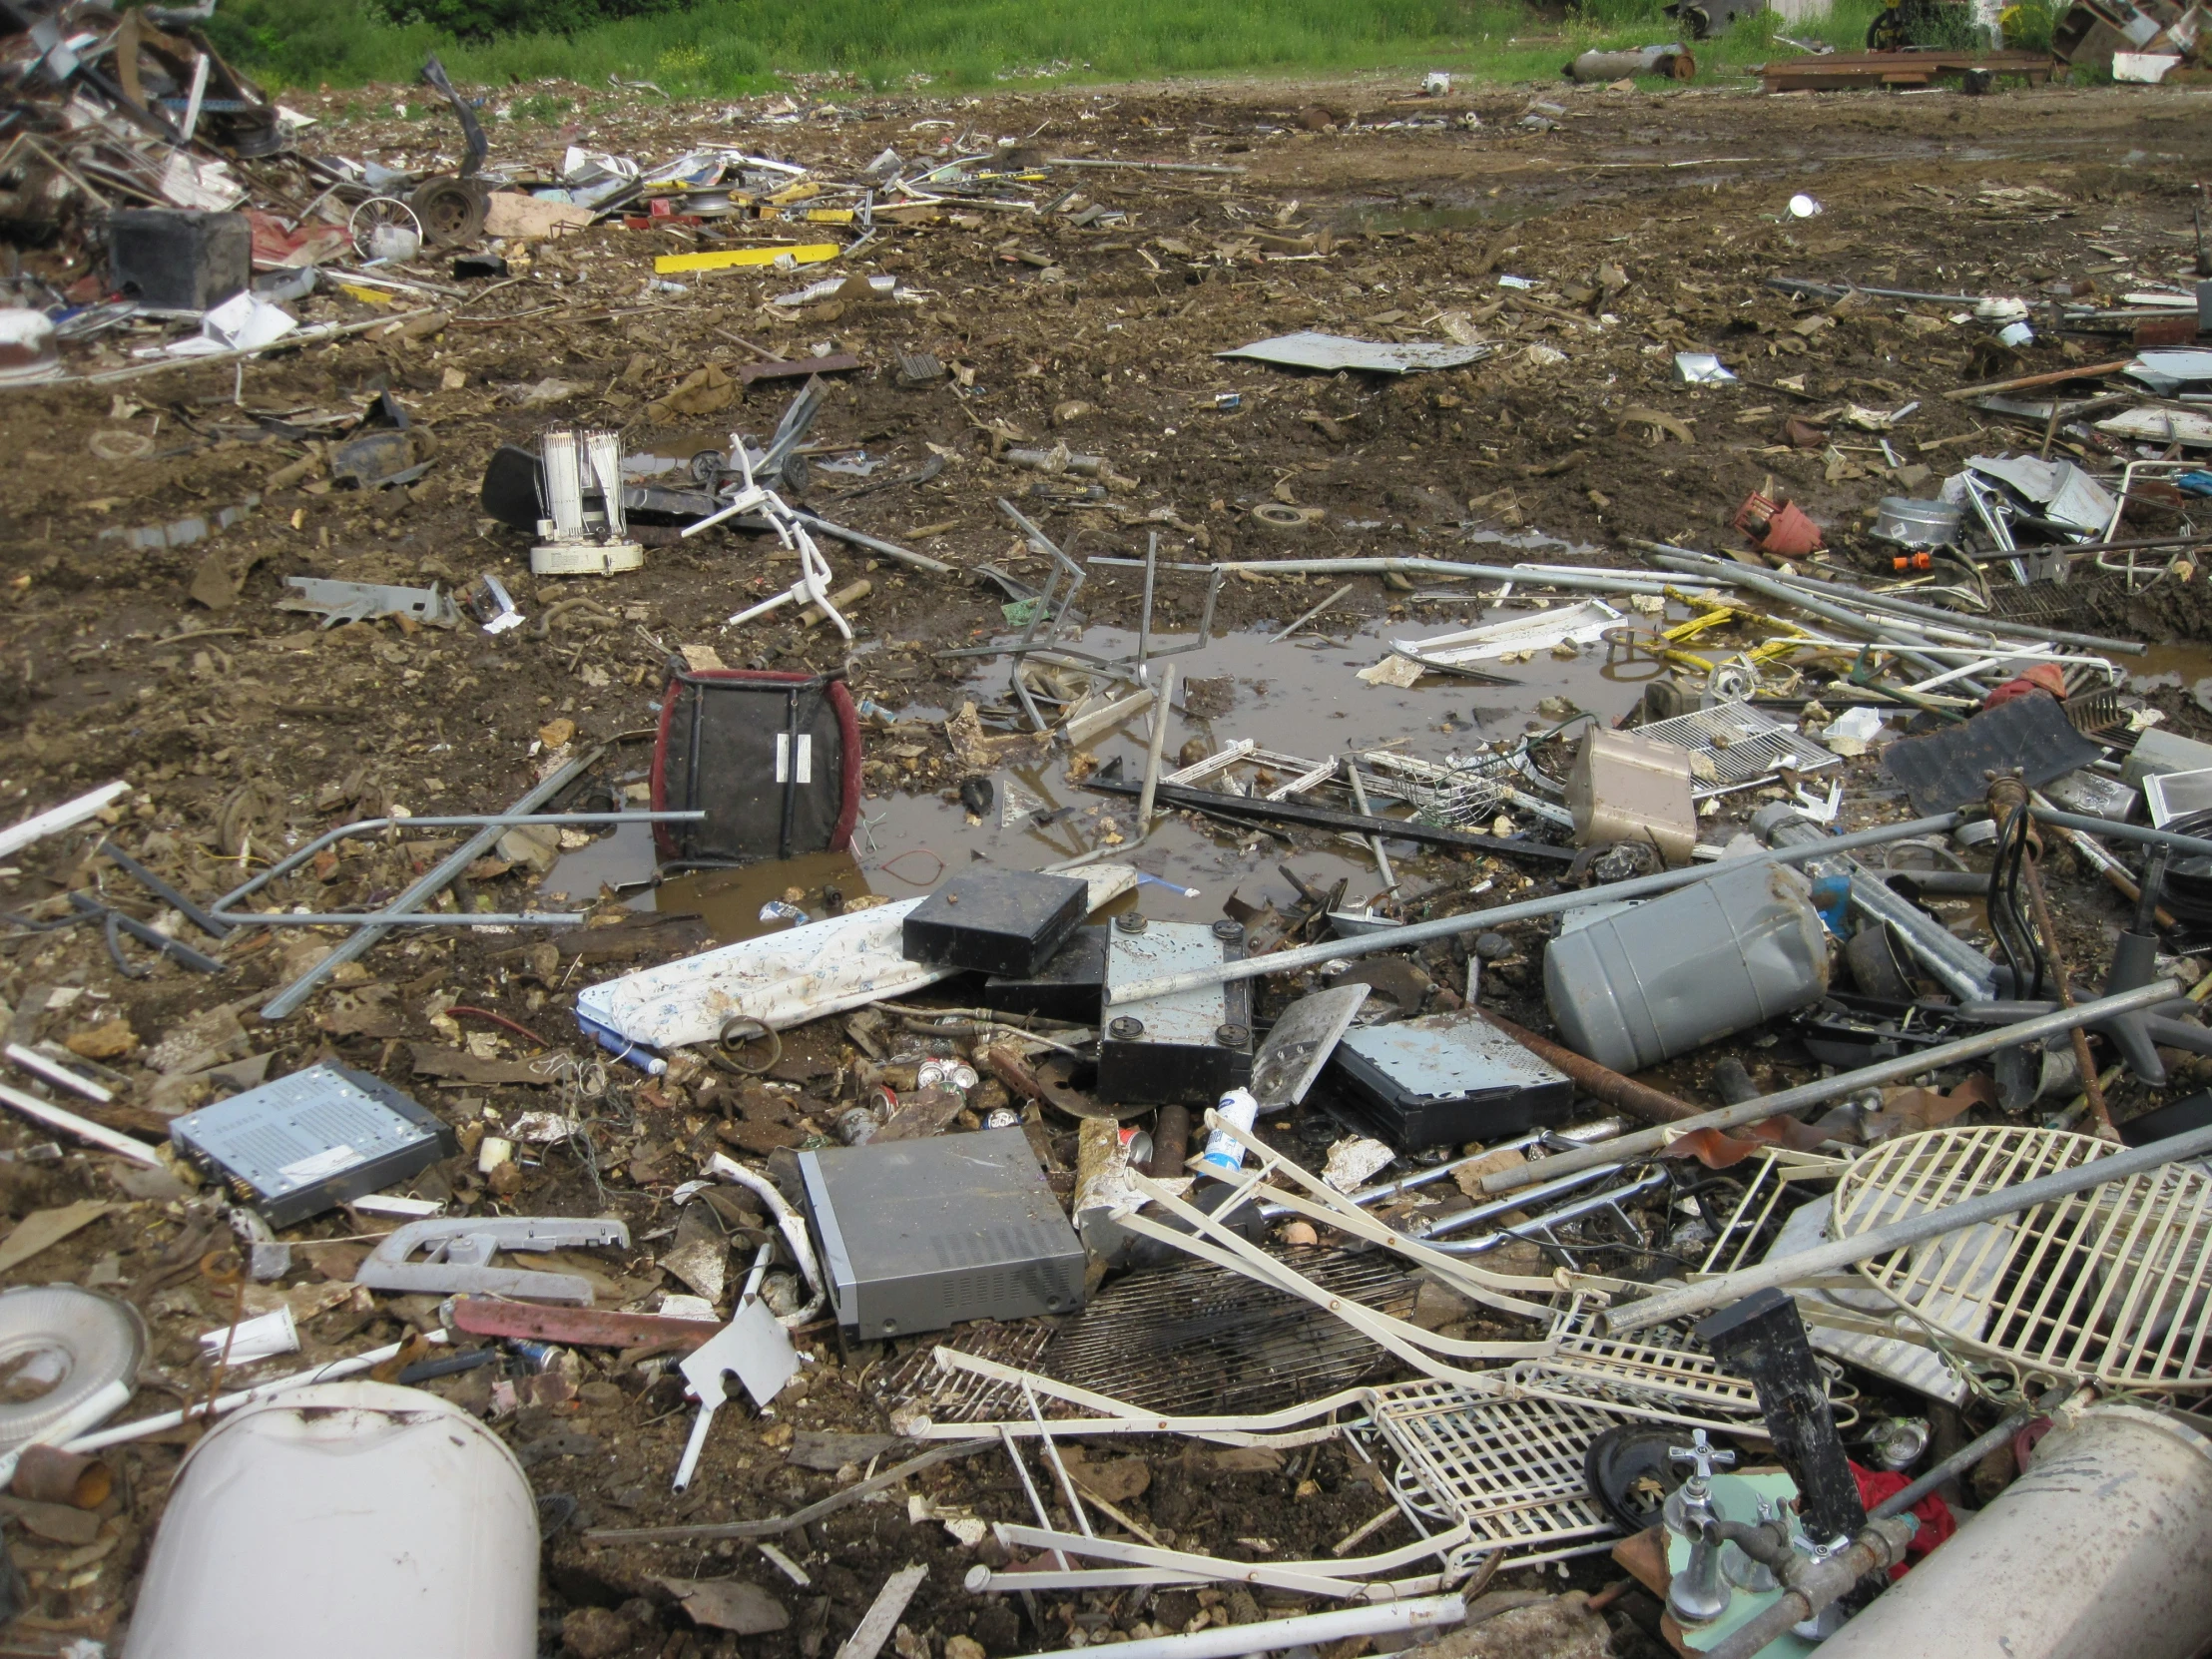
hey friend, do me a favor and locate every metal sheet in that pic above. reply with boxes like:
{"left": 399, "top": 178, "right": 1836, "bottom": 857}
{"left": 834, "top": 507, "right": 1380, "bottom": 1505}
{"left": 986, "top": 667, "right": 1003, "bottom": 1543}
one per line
{"left": 1216, "top": 331, "right": 1491, "bottom": 375}
{"left": 1249, "top": 984, "right": 1371, "bottom": 1108}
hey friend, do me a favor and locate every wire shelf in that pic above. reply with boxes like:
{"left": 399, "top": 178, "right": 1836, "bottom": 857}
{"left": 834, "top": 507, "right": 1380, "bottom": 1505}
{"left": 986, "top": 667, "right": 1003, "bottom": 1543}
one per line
{"left": 1836, "top": 1126, "right": 2212, "bottom": 1391}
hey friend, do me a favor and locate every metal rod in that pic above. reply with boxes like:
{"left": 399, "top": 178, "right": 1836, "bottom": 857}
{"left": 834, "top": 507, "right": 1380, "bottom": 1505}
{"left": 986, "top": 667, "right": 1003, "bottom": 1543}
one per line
{"left": 1345, "top": 762, "right": 1394, "bottom": 892}
{"left": 1085, "top": 775, "right": 1577, "bottom": 862}
{"left": 1106, "top": 813, "right": 1965, "bottom": 1006}
{"left": 1640, "top": 549, "right": 1984, "bottom": 691}
{"left": 1868, "top": 1383, "right": 2074, "bottom": 1521}
{"left": 1139, "top": 530, "right": 1157, "bottom": 662}
{"left": 1269, "top": 583, "right": 1357, "bottom": 645}
{"left": 1478, "top": 1010, "right": 1701, "bottom": 1122}
{"left": 0, "top": 1080, "right": 160, "bottom": 1166}
{"left": 1083, "top": 555, "right": 1734, "bottom": 596}
{"left": 1136, "top": 664, "right": 1176, "bottom": 829}
{"left": 790, "top": 511, "right": 955, "bottom": 575}
{"left": 1010, "top": 1597, "right": 1464, "bottom": 1659}
{"left": 2033, "top": 808, "right": 2212, "bottom": 861}
{"left": 1732, "top": 566, "right": 2148, "bottom": 656}
{"left": 217, "top": 810, "right": 701, "bottom": 911}
{"left": 1605, "top": 1106, "right": 2212, "bottom": 1335}
{"left": 258, "top": 756, "right": 598, "bottom": 1020}
{"left": 1481, "top": 978, "right": 2179, "bottom": 1203}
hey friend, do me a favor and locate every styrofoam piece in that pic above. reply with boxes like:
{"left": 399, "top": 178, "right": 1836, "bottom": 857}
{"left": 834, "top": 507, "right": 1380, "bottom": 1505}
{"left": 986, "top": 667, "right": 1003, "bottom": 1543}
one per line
{"left": 122, "top": 1382, "right": 536, "bottom": 1659}
{"left": 577, "top": 864, "right": 1136, "bottom": 1053}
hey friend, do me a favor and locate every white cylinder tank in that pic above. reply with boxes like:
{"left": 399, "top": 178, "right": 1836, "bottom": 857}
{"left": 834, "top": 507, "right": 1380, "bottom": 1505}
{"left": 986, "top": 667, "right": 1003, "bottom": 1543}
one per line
{"left": 1819, "top": 1403, "right": 2212, "bottom": 1659}
{"left": 123, "top": 1382, "right": 538, "bottom": 1659}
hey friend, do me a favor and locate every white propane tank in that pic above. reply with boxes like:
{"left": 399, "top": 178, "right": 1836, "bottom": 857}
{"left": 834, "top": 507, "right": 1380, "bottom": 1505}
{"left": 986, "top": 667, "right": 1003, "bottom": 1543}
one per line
{"left": 122, "top": 1382, "right": 537, "bottom": 1659}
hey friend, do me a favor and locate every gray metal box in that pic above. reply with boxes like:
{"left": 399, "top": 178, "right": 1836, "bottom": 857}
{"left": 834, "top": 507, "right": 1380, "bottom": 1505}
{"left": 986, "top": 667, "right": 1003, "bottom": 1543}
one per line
{"left": 797, "top": 1128, "right": 1086, "bottom": 1340}
{"left": 108, "top": 209, "right": 251, "bottom": 314}
{"left": 1099, "top": 917, "right": 1252, "bottom": 1106}
{"left": 169, "top": 1063, "right": 457, "bottom": 1227}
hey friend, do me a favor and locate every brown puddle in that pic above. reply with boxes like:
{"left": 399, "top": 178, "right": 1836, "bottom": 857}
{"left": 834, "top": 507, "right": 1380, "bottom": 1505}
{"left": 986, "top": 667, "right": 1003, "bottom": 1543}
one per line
{"left": 541, "top": 597, "right": 1693, "bottom": 941}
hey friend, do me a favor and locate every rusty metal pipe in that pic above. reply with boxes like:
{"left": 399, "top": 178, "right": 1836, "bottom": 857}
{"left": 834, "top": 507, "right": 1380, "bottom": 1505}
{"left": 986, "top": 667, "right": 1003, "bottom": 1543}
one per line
{"left": 1476, "top": 1010, "right": 1703, "bottom": 1124}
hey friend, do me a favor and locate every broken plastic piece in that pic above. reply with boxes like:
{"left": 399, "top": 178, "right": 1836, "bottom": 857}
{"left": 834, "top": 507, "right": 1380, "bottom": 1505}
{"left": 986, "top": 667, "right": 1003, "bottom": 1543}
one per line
{"left": 354, "top": 1217, "right": 629, "bottom": 1305}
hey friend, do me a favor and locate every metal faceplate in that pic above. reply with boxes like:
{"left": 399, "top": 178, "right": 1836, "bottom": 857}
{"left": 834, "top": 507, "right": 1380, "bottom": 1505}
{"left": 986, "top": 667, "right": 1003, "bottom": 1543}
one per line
{"left": 1337, "top": 1012, "right": 1569, "bottom": 1104}
{"left": 171, "top": 1064, "right": 440, "bottom": 1201}
{"left": 1104, "top": 921, "right": 1236, "bottom": 1043}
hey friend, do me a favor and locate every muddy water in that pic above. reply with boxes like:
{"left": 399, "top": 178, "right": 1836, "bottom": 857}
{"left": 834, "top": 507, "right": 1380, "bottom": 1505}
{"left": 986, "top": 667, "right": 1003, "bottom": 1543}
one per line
{"left": 542, "top": 596, "right": 1679, "bottom": 943}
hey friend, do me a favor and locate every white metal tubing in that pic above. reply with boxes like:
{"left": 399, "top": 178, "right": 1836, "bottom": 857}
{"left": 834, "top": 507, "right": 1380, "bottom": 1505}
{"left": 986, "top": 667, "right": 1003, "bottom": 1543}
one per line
{"left": 1002, "top": 1595, "right": 1465, "bottom": 1659}
{"left": 1602, "top": 1115, "right": 2212, "bottom": 1335}
{"left": 1083, "top": 555, "right": 1730, "bottom": 596}
{"left": 0, "top": 1080, "right": 160, "bottom": 1165}
{"left": 64, "top": 1334, "right": 447, "bottom": 1452}
{"left": 1105, "top": 813, "right": 1964, "bottom": 1005}
{"left": 1477, "top": 978, "right": 2182, "bottom": 1199}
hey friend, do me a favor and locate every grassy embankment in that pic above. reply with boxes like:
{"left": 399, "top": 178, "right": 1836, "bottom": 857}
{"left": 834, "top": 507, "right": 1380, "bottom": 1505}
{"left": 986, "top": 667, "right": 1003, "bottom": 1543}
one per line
{"left": 205, "top": 0, "right": 1898, "bottom": 104}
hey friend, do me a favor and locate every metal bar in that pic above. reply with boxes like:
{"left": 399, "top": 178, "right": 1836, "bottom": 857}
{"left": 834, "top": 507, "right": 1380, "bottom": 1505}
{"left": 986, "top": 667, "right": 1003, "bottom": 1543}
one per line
{"left": 1105, "top": 813, "right": 1966, "bottom": 1005}
{"left": 790, "top": 511, "right": 954, "bottom": 576}
{"left": 1084, "top": 775, "right": 1577, "bottom": 863}
{"left": 258, "top": 757, "right": 598, "bottom": 1020}
{"left": 93, "top": 838, "right": 230, "bottom": 937}
{"left": 1867, "top": 1383, "right": 2073, "bottom": 1521}
{"left": 1136, "top": 665, "right": 1177, "bottom": 829}
{"left": 1345, "top": 763, "right": 1394, "bottom": 891}
{"left": 2033, "top": 809, "right": 2212, "bottom": 861}
{"left": 0, "top": 1079, "right": 160, "bottom": 1165}
{"left": 1269, "top": 582, "right": 1357, "bottom": 645}
{"left": 1480, "top": 978, "right": 2180, "bottom": 1201}
{"left": 1139, "top": 530, "right": 1157, "bottom": 662}
{"left": 1604, "top": 1113, "right": 2212, "bottom": 1336}
{"left": 1084, "top": 555, "right": 1728, "bottom": 597}
{"left": 216, "top": 811, "right": 701, "bottom": 912}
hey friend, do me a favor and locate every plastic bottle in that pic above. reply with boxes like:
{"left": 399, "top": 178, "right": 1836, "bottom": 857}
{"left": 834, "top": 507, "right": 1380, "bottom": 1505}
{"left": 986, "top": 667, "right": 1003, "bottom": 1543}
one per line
{"left": 1194, "top": 1087, "right": 1261, "bottom": 1180}
{"left": 1543, "top": 860, "right": 1831, "bottom": 1074}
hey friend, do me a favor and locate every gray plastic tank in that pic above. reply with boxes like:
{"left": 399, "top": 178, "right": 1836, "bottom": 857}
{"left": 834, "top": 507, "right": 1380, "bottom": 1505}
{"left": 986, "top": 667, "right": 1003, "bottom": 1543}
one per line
{"left": 1543, "top": 859, "right": 1829, "bottom": 1074}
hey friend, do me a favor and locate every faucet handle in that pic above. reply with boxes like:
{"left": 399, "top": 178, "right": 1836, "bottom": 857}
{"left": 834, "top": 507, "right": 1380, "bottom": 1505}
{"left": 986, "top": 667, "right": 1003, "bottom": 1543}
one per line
{"left": 1668, "top": 1428, "right": 1738, "bottom": 1483}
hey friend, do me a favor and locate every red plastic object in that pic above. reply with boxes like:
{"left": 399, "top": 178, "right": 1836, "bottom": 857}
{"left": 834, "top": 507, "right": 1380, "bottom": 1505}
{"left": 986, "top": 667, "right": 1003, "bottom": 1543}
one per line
{"left": 1850, "top": 1461, "right": 1957, "bottom": 1579}
{"left": 1983, "top": 662, "right": 2068, "bottom": 710}
{"left": 1757, "top": 500, "right": 1826, "bottom": 557}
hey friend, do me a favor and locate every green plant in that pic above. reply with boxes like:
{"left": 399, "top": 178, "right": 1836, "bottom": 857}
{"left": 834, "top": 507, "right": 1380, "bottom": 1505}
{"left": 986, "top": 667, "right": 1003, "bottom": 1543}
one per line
{"left": 507, "top": 92, "right": 575, "bottom": 121}
{"left": 371, "top": 0, "right": 689, "bottom": 42}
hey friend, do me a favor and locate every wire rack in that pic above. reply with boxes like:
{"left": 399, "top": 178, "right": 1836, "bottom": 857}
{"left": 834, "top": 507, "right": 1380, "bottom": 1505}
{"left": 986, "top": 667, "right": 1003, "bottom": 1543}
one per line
{"left": 1365, "top": 1379, "right": 1632, "bottom": 1567}
{"left": 1521, "top": 1301, "right": 1773, "bottom": 1425}
{"left": 1834, "top": 1126, "right": 2212, "bottom": 1392}
{"left": 1628, "top": 700, "right": 1840, "bottom": 792}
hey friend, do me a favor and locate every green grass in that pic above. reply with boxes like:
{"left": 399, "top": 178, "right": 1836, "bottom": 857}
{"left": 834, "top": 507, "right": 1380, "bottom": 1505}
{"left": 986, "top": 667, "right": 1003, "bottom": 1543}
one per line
{"left": 206, "top": 0, "right": 1887, "bottom": 98}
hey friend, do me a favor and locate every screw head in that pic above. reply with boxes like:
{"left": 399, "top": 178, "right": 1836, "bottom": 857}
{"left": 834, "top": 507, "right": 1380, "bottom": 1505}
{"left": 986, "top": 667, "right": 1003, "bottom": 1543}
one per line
{"left": 1211, "top": 919, "right": 1244, "bottom": 941}
{"left": 1215, "top": 1022, "right": 1251, "bottom": 1048}
{"left": 1109, "top": 1015, "right": 1144, "bottom": 1040}
{"left": 1115, "top": 912, "right": 1148, "bottom": 933}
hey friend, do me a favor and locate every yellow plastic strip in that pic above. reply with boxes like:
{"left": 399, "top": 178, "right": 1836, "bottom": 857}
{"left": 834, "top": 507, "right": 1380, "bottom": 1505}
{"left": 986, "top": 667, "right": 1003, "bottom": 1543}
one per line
{"left": 653, "top": 244, "right": 840, "bottom": 275}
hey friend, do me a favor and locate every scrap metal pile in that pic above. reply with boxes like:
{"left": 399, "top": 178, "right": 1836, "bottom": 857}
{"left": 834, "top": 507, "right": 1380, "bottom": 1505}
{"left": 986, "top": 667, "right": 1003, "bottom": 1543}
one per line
{"left": 6, "top": 35, "right": 2212, "bottom": 1659}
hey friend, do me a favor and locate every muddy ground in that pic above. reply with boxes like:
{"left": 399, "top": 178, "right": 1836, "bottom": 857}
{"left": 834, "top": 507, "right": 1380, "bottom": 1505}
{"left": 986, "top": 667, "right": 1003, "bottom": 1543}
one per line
{"left": 1, "top": 70, "right": 2211, "bottom": 1658}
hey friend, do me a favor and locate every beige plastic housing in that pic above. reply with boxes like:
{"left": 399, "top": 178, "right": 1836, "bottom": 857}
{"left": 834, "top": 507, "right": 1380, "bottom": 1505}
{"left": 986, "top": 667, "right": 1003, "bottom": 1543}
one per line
{"left": 1566, "top": 727, "right": 1697, "bottom": 866}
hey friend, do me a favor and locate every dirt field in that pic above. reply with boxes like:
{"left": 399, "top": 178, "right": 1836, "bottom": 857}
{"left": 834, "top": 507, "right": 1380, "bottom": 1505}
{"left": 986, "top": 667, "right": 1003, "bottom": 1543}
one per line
{"left": 2, "top": 73, "right": 2212, "bottom": 1657}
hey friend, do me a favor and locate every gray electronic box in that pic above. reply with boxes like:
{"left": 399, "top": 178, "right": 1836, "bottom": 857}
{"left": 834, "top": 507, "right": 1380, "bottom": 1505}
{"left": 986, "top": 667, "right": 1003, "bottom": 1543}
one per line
{"left": 169, "top": 1062, "right": 458, "bottom": 1227}
{"left": 796, "top": 1128, "right": 1086, "bottom": 1340}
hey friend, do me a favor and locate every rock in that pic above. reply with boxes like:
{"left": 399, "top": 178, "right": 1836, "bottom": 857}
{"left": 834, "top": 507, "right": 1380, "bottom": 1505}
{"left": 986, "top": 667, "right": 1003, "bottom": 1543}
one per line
{"left": 1068, "top": 1454, "right": 1151, "bottom": 1503}
{"left": 945, "top": 1637, "right": 986, "bottom": 1659}
{"left": 653, "top": 1576, "right": 789, "bottom": 1634}
{"left": 1402, "top": 1592, "right": 1613, "bottom": 1659}
{"left": 1280, "top": 1221, "right": 1319, "bottom": 1247}
{"left": 538, "top": 717, "right": 578, "bottom": 749}
{"left": 561, "top": 1605, "right": 632, "bottom": 1659}
{"left": 1409, "top": 1279, "right": 1476, "bottom": 1332}
{"left": 65, "top": 1017, "right": 135, "bottom": 1059}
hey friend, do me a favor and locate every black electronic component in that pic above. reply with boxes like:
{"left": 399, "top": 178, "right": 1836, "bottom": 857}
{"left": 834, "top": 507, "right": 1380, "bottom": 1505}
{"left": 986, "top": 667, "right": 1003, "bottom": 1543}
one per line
{"left": 1097, "top": 918, "right": 1252, "bottom": 1107}
{"left": 1328, "top": 1009, "right": 1573, "bottom": 1150}
{"left": 983, "top": 923, "right": 1108, "bottom": 1024}
{"left": 901, "top": 868, "right": 1088, "bottom": 978}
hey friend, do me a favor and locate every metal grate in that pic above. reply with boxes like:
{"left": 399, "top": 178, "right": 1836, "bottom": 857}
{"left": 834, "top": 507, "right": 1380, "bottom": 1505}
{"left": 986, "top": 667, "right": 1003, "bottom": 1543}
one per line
{"left": 1700, "top": 1150, "right": 1855, "bottom": 1276}
{"left": 1367, "top": 1380, "right": 1630, "bottom": 1567}
{"left": 1630, "top": 700, "right": 1841, "bottom": 792}
{"left": 1041, "top": 1248, "right": 1416, "bottom": 1417}
{"left": 1835, "top": 1126, "right": 2212, "bottom": 1391}
{"left": 881, "top": 1322, "right": 1056, "bottom": 1422}
{"left": 1526, "top": 1302, "right": 1768, "bottom": 1422}
{"left": 887, "top": 1250, "right": 1415, "bottom": 1421}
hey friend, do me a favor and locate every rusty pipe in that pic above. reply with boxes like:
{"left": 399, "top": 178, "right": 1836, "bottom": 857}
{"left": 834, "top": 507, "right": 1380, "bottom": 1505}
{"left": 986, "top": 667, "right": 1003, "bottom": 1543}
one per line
{"left": 1477, "top": 1010, "right": 1703, "bottom": 1124}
